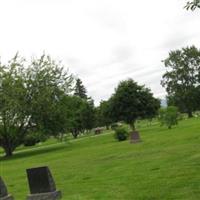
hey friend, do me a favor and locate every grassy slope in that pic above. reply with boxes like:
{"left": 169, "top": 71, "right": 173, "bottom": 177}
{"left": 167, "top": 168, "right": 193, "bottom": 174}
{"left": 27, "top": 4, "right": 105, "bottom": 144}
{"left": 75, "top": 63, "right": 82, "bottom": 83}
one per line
{"left": 1, "top": 118, "right": 200, "bottom": 200}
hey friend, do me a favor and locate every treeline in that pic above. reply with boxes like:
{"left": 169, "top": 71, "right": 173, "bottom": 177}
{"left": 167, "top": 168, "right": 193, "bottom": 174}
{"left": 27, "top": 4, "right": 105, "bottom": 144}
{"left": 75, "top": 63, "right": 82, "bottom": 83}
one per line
{"left": 0, "top": 54, "right": 96, "bottom": 156}
{"left": 0, "top": 45, "right": 200, "bottom": 157}
{"left": 0, "top": 53, "right": 160, "bottom": 157}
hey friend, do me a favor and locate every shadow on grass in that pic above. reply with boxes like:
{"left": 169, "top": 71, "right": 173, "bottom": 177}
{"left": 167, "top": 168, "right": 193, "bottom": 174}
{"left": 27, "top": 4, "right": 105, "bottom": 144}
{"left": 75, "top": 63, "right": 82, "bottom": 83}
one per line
{"left": 0, "top": 142, "right": 73, "bottom": 162}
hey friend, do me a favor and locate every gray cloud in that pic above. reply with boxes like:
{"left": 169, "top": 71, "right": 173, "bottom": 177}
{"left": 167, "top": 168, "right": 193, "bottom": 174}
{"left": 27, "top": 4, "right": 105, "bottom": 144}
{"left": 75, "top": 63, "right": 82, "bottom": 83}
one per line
{"left": 111, "top": 45, "right": 133, "bottom": 63}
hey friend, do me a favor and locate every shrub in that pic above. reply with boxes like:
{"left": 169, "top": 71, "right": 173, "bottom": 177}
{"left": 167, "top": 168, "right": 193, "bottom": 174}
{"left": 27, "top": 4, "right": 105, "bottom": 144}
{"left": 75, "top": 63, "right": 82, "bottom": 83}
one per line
{"left": 24, "top": 135, "right": 39, "bottom": 146}
{"left": 23, "top": 132, "right": 47, "bottom": 146}
{"left": 158, "top": 106, "right": 179, "bottom": 129}
{"left": 114, "top": 126, "right": 129, "bottom": 141}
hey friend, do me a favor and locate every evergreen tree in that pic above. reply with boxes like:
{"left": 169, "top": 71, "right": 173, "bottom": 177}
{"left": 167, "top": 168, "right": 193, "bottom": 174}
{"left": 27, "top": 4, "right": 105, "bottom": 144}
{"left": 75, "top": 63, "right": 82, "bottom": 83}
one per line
{"left": 74, "top": 78, "right": 87, "bottom": 99}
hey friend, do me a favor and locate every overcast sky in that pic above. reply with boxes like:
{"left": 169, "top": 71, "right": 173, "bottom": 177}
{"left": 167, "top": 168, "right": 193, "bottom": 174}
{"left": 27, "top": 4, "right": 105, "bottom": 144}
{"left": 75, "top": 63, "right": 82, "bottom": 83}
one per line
{"left": 0, "top": 0, "right": 200, "bottom": 105}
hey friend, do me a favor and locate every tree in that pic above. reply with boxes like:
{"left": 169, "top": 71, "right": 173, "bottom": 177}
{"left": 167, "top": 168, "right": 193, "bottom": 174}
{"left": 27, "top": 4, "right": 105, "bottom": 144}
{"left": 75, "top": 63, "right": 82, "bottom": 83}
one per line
{"left": 74, "top": 78, "right": 87, "bottom": 99}
{"left": 81, "top": 97, "right": 95, "bottom": 132}
{"left": 96, "top": 100, "right": 113, "bottom": 129}
{"left": 0, "top": 54, "right": 73, "bottom": 156}
{"left": 109, "top": 79, "right": 160, "bottom": 131}
{"left": 161, "top": 46, "right": 200, "bottom": 117}
{"left": 185, "top": 0, "right": 200, "bottom": 10}
{"left": 25, "top": 54, "right": 73, "bottom": 136}
{"left": 62, "top": 95, "right": 89, "bottom": 138}
{"left": 62, "top": 95, "right": 95, "bottom": 139}
{"left": 158, "top": 106, "right": 179, "bottom": 129}
{"left": 0, "top": 54, "right": 27, "bottom": 156}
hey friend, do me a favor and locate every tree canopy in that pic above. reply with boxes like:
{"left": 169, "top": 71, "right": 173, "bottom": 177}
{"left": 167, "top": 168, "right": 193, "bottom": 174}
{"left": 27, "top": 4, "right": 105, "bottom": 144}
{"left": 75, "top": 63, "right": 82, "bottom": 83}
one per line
{"left": 161, "top": 46, "right": 200, "bottom": 117}
{"left": 62, "top": 95, "right": 95, "bottom": 138}
{"left": 109, "top": 79, "right": 160, "bottom": 130}
{"left": 95, "top": 100, "right": 113, "bottom": 129}
{"left": 0, "top": 54, "right": 74, "bottom": 156}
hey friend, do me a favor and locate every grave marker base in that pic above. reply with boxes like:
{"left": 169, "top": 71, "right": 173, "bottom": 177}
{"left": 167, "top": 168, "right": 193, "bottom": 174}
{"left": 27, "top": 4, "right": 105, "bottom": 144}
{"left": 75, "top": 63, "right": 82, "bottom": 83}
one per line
{"left": 27, "top": 190, "right": 61, "bottom": 200}
{"left": 0, "top": 194, "right": 14, "bottom": 200}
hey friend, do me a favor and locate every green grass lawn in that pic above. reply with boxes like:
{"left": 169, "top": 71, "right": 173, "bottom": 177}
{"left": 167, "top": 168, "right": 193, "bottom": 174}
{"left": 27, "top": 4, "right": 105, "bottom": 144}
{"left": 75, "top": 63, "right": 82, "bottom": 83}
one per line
{"left": 1, "top": 118, "right": 200, "bottom": 200}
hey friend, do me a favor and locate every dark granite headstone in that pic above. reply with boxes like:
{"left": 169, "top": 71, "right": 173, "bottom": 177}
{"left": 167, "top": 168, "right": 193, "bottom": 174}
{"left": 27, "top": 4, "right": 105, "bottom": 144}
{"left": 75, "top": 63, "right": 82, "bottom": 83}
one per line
{"left": 26, "top": 166, "right": 61, "bottom": 200}
{"left": 0, "top": 177, "right": 14, "bottom": 200}
{"left": 130, "top": 131, "right": 141, "bottom": 143}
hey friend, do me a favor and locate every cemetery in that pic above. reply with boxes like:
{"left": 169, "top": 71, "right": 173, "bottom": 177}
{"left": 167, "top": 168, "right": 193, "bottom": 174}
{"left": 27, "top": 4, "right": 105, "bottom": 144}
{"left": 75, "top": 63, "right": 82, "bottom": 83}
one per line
{"left": 0, "top": 0, "right": 200, "bottom": 199}
{"left": 1, "top": 117, "right": 200, "bottom": 199}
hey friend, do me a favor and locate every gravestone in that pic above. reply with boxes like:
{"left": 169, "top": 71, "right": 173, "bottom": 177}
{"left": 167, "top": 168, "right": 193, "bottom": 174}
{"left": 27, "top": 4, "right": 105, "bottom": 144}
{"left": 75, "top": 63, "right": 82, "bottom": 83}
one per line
{"left": 130, "top": 131, "right": 141, "bottom": 143}
{"left": 0, "top": 177, "right": 14, "bottom": 200}
{"left": 26, "top": 166, "right": 61, "bottom": 200}
{"left": 94, "top": 127, "right": 103, "bottom": 135}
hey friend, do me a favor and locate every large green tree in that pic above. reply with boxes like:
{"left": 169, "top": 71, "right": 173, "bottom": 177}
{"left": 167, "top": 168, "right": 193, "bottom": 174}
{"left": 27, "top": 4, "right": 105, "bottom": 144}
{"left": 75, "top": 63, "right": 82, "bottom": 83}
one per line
{"left": 109, "top": 79, "right": 160, "bottom": 130}
{"left": 0, "top": 54, "right": 73, "bottom": 156}
{"left": 25, "top": 55, "right": 73, "bottom": 135}
{"left": 161, "top": 46, "right": 200, "bottom": 117}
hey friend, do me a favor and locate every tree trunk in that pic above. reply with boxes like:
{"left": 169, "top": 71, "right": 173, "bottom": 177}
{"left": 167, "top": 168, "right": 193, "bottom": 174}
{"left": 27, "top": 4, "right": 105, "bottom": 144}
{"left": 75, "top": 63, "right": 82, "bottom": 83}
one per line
{"left": 3, "top": 145, "right": 13, "bottom": 157}
{"left": 72, "top": 130, "right": 78, "bottom": 139}
{"left": 130, "top": 122, "right": 136, "bottom": 131}
{"left": 188, "top": 111, "right": 193, "bottom": 118}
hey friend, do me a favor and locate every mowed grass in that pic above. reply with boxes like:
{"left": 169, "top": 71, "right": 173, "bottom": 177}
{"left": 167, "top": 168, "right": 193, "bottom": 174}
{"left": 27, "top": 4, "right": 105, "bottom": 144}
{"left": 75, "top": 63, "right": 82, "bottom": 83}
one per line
{"left": 1, "top": 118, "right": 200, "bottom": 200}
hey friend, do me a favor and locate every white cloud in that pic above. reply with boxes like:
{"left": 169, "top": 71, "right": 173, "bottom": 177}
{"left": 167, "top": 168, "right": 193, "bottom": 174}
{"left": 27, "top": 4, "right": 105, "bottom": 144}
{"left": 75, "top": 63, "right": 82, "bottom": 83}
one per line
{"left": 0, "top": 0, "right": 200, "bottom": 105}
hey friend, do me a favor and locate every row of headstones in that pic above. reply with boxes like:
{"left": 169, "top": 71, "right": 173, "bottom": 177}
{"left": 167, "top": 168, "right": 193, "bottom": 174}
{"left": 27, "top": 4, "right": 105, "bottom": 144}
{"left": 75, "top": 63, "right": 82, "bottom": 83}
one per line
{"left": 0, "top": 166, "right": 61, "bottom": 200}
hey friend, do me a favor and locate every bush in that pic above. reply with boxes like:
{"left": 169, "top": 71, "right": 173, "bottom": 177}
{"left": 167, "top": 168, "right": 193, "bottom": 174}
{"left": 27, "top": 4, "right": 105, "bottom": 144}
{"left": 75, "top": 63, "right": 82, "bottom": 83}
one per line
{"left": 23, "top": 132, "right": 47, "bottom": 146}
{"left": 158, "top": 106, "right": 179, "bottom": 129}
{"left": 114, "top": 126, "right": 129, "bottom": 141}
{"left": 24, "top": 135, "right": 39, "bottom": 146}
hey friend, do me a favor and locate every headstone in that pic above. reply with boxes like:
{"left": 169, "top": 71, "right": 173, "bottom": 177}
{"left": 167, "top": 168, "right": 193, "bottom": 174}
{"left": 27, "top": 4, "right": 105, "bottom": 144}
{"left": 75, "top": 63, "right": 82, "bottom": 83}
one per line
{"left": 94, "top": 127, "right": 103, "bottom": 135}
{"left": 26, "top": 166, "right": 61, "bottom": 200}
{"left": 0, "top": 177, "right": 14, "bottom": 200}
{"left": 130, "top": 131, "right": 141, "bottom": 143}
